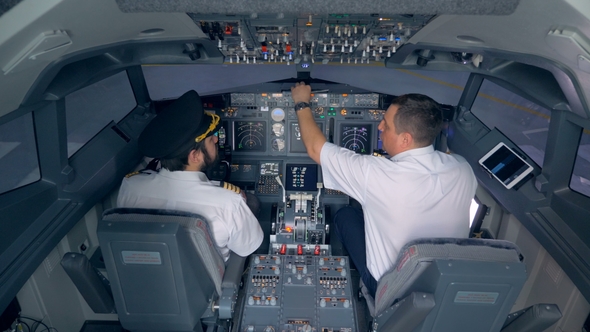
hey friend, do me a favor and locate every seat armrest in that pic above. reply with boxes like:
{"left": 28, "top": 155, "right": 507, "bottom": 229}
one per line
{"left": 222, "top": 252, "right": 247, "bottom": 290}
{"left": 218, "top": 252, "right": 247, "bottom": 319}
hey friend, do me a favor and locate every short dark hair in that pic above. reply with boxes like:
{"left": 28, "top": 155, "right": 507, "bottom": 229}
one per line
{"left": 160, "top": 140, "right": 205, "bottom": 172}
{"left": 392, "top": 94, "right": 443, "bottom": 147}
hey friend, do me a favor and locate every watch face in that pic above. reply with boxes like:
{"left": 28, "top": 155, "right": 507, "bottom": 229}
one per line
{"left": 295, "top": 102, "right": 310, "bottom": 111}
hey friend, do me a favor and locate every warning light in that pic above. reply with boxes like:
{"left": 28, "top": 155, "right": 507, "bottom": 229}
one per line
{"left": 342, "top": 93, "right": 348, "bottom": 97}
{"left": 286, "top": 226, "right": 293, "bottom": 233}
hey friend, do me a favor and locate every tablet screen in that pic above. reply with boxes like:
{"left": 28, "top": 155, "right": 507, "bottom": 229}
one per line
{"left": 481, "top": 144, "right": 531, "bottom": 187}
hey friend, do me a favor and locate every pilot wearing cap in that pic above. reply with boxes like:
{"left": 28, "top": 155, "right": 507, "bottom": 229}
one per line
{"left": 117, "top": 90, "right": 263, "bottom": 260}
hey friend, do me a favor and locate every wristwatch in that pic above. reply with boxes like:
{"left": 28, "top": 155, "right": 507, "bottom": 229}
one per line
{"left": 294, "top": 101, "right": 311, "bottom": 112}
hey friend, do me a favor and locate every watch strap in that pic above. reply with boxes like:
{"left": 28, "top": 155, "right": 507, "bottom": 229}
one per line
{"left": 294, "top": 102, "right": 311, "bottom": 111}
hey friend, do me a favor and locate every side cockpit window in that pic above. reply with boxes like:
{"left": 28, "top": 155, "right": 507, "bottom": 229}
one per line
{"left": 571, "top": 132, "right": 590, "bottom": 197}
{"left": 65, "top": 71, "right": 137, "bottom": 157}
{"left": 470, "top": 80, "right": 551, "bottom": 168}
{"left": 0, "top": 113, "right": 40, "bottom": 194}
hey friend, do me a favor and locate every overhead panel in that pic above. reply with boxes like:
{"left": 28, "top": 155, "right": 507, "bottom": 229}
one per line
{"left": 187, "top": 14, "right": 433, "bottom": 66}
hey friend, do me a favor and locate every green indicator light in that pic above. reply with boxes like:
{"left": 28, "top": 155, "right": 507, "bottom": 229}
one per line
{"left": 330, "top": 107, "right": 334, "bottom": 111}
{"left": 320, "top": 115, "right": 325, "bottom": 119}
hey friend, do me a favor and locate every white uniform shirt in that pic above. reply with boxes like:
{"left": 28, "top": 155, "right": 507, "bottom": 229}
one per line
{"left": 117, "top": 169, "right": 263, "bottom": 261}
{"left": 320, "top": 143, "right": 477, "bottom": 281}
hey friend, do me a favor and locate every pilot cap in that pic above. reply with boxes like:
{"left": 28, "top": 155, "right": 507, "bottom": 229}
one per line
{"left": 138, "top": 90, "right": 221, "bottom": 159}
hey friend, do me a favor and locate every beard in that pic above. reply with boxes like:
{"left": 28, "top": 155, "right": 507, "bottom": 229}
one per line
{"left": 200, "top": 144, "right": 220, "bottom": 173}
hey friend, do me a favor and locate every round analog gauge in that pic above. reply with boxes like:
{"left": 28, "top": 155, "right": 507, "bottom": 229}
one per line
{"left": 314, "top": 107, "right": 324, "bottom": 116}
{"left": 272, "top": 138, "right": 286, "bottom": 151}
{"left": 271, "top": 108, "right": 286, "bottom": 122}
{"left": 340, "top": 125, "right": 372, "bottom": 154}
{"left": 234, "top": 121, "right": 266, "bottom": 151}
{"left": 272, "top": 123, "right": 284, "bottom": 136}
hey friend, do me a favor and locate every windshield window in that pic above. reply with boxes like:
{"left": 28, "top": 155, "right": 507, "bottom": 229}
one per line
{"left": 471, "top": 80, "right": 551, "bottom": 167}
{"left": 65, "top": 71, "right": 136, "bottom": 157}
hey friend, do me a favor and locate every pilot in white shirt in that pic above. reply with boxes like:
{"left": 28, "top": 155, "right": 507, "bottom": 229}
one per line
{"left": 117, "top": 90, "right": 263, "bottom": 261}
{"left": 290, "top": 83, "right": 477, "bottom": 297}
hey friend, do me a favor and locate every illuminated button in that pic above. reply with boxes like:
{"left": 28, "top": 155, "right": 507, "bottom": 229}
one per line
{"left": 341, "top": 109, "right": 347, "bottom": 116}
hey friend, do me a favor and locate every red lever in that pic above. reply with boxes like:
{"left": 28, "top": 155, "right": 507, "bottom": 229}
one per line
{"left": 314, "top": 245, "right": 321, "bottom": 255}
{"left": 297, "top": 244, "right": 303, "bottom": 255}
{"left": 279, "top": 244, "right": 287, "bottom": 255}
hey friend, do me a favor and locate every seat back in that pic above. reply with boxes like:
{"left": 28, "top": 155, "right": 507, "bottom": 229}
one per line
{"left": 97, "top": 208, "right": 226, "bottom": 332}
{"left": 368, "top": 238, "right": 527, "bottom": 332}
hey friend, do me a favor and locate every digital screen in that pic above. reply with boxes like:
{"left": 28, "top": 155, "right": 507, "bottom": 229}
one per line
{"left": 290, "top": 122, "right": 324, "bottom": 153}
{"left": 260, "top": 162, "right": 280, "bottom": 176}
{"left": 285, "top": 164, "right": 318, "bottom": 191}
{"left": 233, "top": 121, "right": 266, "bottom": 152}
{"left": 229, "top": 164, "right": 256, "bottom": 182}
{"left": 340, "top": 123, "right": 372, "bottom": 154}
{"left": 482, "top": 145, "right": 529, "bottom": 185}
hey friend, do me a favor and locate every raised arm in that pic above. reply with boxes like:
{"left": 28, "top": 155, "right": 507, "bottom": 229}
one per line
{"left": 291, "top": 82, "right": 327, "bottom": 164}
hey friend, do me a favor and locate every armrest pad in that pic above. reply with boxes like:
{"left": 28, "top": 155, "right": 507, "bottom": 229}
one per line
{"left": 222, "top": 252, "right": 246, "bottom": 290}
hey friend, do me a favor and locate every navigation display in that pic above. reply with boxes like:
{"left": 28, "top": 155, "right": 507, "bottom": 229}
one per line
{"left": 233, "top": 121, "right": 266, "bottom": 152}
{"left": 340, "top": 124, "right": 372, "bottom": 154}
{"left": 285, "top": 164, "right": 318, "bottom": 191}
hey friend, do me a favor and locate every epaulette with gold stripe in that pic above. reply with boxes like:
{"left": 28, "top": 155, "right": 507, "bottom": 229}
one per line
{"left": 125, "top": 171, "right": 141, "bottom": 178}
{"left": 220, "top": 181, "right": 241, "bottom": 194}
{"left": 125, "top": 170, "right": 153, "bottom": 178}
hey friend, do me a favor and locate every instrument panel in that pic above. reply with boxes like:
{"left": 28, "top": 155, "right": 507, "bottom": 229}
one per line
{"left": 219, "top": 90, "right": 388, "bottom": 158}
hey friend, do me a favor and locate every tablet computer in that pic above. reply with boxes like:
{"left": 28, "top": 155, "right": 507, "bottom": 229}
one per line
{"left": 479, "top": 142, "right": 534, "bottom": 189}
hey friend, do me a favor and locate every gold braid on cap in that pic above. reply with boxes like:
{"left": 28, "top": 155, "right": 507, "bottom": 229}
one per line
{"left": 194, "top": 113, "right": 220, "bottom": 143}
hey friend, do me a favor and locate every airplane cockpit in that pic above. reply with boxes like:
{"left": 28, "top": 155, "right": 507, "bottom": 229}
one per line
{"left": 1, "top": 0, "right": 590, "bottom": 331}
